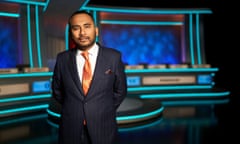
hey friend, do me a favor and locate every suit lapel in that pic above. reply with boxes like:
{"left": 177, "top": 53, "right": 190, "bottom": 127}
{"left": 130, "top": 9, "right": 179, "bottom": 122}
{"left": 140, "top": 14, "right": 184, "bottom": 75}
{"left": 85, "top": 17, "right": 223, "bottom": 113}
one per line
{"left": 69, "top": 49, "right": 85, "bottom": 98}
{"left": 86, "top": 47, "right": 105, "bottom": 98}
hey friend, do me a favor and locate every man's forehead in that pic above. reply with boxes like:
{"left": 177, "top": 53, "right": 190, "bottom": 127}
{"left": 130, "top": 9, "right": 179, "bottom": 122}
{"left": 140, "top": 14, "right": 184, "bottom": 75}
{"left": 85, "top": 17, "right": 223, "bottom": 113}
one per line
{"left": 70, "top": 18, "right": 93, "bottom": 24}
{"left": 71, "top": 22, "right": 92, "bottom": 26}
{"left": 71, "top": 13, "right": 92, "bottom": 20}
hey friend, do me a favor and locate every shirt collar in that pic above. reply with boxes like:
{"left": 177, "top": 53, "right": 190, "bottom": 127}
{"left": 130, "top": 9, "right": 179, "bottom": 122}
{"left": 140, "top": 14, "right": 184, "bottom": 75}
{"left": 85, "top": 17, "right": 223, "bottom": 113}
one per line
{"left": 76, "top": 43, "right": 99, "bottom": 57}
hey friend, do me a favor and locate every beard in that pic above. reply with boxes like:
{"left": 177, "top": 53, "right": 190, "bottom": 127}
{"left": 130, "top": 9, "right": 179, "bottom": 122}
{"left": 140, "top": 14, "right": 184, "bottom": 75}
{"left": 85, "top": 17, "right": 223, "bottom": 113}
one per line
{"left": 75, "top": 34, "right": 96, "bottom": 51}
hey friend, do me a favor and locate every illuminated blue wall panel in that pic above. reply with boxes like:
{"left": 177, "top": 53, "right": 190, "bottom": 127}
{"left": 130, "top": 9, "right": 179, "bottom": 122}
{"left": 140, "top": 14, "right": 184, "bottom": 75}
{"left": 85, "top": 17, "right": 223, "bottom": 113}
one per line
{"left": 0, "top": 17, "right": 18, "bottom": 68}
{"left": 101, "top": 24, "right": 182, "bottom": 65}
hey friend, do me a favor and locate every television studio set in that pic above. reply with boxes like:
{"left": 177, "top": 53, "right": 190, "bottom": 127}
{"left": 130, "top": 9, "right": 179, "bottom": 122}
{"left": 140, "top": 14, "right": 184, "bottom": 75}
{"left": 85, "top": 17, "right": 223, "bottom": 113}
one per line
{"left": 0, "top": 0, "right": 235, "bottom": 144}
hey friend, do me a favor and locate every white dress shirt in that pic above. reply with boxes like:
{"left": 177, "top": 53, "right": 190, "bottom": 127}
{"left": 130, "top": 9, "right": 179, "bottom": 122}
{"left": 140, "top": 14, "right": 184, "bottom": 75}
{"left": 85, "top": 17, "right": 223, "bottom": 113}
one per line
{"left": 76, "top": 43, "right": 99, "bottom": 83}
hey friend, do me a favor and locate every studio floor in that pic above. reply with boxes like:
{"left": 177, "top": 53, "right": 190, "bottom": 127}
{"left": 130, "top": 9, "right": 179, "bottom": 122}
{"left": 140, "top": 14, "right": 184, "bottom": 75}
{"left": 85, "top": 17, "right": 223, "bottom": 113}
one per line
{"left": 0, "top": 94, "right": 239, "bottom": 144}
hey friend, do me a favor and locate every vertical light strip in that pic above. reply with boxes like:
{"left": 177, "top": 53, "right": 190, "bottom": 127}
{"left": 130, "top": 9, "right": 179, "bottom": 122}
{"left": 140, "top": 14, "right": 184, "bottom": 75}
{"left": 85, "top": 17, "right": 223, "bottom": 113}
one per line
{"left": 27, "top": 4, "right": 33, "bottom": 67}
{"left": 65, "top": 24, "right": 69, "bottom": 50}
{"left": 80, "top": 0, "right": 90, "bottom": 9}
{"left": 35, "top": 5, "right": 42, "bottom": 67}
{"left": 181, "top": 18, "right": 186, "bottom": 63}
{"left": 93, "top": 10, "right": 97, "bottom": 26}
{"left": 196, "top": 14, "right": 202, "bottom": 64}
{"left": 189, "top": 14, "right": 194, "bottom": 65}
{"left": 43, "top": 0, "right": 50, "bottom": 12}
{"left": 35, "top": 5, "right": 42, "bottom": 68}
{"left": 18, "top": 13, "right": 23, "bottom": 64}
{"left": 93, "top": 10, "right": 99, "bottom": 42}
{"left": 4, "top": 0, "right": 50, "bottom": 12}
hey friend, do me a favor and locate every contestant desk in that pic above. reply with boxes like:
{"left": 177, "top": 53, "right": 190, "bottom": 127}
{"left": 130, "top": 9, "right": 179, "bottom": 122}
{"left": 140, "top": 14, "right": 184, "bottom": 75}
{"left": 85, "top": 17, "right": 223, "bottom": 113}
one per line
{"left": 0, "top": 72, "right": 52, "bottom": 118}
{"left": 125, "top": 67, "right": 230, "bottom": 100}
{"left": 0, "top": 67, "right": 230, "bottom": 123}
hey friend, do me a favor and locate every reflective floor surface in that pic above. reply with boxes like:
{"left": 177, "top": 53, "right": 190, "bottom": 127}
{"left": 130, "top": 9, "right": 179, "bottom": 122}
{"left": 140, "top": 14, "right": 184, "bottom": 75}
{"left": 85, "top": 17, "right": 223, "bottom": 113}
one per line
{"left": 1, "top": 95, "right": 239, "bottom": 144}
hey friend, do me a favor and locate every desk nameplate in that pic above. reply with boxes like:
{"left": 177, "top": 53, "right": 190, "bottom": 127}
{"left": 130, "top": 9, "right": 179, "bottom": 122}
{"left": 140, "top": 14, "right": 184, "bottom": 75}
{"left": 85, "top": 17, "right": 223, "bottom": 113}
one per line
{"left": 142, "top": 76, "right": 196, "bottom": 85}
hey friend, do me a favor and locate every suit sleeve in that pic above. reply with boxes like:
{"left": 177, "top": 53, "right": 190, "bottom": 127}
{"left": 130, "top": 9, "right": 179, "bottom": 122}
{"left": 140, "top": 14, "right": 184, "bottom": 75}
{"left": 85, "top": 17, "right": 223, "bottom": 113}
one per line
{"left": 51, "top": 54, "right": 64, "bottom": 104}
{"left": 113, "top": 53, "right": 127, "bottom": 109}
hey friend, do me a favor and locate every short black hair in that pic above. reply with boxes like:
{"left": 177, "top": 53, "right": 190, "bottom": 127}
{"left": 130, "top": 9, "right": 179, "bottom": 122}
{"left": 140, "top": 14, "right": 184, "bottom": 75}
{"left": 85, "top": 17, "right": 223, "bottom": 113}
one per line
{"left": 68, "top": 10, "right": 95, "bottom": 26}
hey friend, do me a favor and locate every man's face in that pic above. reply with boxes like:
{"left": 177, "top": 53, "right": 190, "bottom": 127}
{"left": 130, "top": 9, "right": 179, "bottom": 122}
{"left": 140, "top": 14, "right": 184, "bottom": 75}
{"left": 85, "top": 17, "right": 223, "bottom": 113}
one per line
{"left": 70, "top": 13, "right": 98, "bottom": 51}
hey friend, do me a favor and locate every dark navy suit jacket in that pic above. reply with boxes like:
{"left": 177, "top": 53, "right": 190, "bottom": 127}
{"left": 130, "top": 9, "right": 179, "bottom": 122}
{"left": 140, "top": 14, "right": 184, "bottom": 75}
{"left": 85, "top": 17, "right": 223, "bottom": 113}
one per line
{"left": 52, "top": 44, "right": 127, "bottom": 144}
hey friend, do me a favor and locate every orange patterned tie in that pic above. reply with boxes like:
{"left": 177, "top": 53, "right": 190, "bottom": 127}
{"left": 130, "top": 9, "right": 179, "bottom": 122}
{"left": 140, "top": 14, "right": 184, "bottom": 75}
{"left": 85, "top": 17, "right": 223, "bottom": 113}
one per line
{"left": 82, "top": 52, "right": 92, "bottom": 95}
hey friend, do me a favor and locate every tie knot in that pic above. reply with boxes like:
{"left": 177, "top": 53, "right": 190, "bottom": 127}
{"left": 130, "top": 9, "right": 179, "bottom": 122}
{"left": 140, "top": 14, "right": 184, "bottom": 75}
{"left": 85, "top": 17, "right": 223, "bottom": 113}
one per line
{"left": 81, "top": 52, "right": 89, "bottom": 60}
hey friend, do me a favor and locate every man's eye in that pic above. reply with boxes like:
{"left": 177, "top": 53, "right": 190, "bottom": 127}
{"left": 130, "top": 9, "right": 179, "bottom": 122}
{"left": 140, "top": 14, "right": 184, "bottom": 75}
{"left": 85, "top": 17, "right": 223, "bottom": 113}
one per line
{"left": 72, "top": 27, "right": 79, "bottom": 30}
{"left": 71, "top": 26, "right": 80, "bottom": 30}
{"left": 84, "top": 24, "right": 92, "bottom": 29}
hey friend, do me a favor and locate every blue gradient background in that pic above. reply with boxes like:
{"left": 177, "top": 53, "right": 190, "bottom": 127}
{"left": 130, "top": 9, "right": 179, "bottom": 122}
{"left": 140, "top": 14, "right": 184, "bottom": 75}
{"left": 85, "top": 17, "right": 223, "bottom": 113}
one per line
{"left": 0, "top": 17, "right": 18, "bottom": 68}
{"left": 100, "top": 24, "right": 182, "bottom": 65}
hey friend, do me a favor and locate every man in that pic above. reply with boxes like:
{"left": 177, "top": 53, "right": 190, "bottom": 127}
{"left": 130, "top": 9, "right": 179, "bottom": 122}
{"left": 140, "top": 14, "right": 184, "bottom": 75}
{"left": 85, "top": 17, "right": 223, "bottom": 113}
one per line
{"left": 51, "top": 10, "right": 127, "bottom": 144}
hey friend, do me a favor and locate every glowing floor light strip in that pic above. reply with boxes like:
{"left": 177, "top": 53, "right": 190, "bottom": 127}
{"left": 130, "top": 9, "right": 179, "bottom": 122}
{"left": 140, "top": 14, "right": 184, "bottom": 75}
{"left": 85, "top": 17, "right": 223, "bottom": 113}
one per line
{"left": 0, "top": 94, "right": 51, "bottom": 103}
{"left": 118, "top": 118, "right": 163, "bottom": 132}
{"left": 116, "top": 107, "right": 164, "bottom": 121}
{"left": 46, "top": 108, "right": 60, "bottom": 118}
{"left": 47, "top": 119, "right": 59, "bottom": 128}
{"left": 140, "top": 91, "right": 230, "bottom": 99}
{"left": 47, "top": 107, "right": 164, "bottom": 122}
{"left": 0, "top": 104, "right": 49, "bottom": 115}
{"left": 0, "top": 113, "right": 47, "bottom": 126}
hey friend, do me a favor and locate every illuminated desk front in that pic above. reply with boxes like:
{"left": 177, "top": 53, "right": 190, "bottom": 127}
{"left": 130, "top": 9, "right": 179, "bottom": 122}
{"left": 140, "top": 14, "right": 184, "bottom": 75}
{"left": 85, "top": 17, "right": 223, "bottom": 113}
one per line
{"left": 0, "top": 68, "right": 230, "bottom": 122}
{"left": 0, "top": 72, "right": 52, "bottom": 117}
